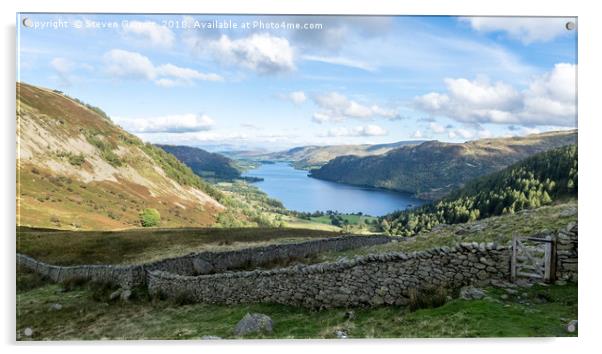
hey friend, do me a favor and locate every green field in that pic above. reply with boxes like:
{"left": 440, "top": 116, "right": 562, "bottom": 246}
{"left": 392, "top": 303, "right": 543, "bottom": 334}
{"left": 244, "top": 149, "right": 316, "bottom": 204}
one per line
{"left": 16, "top": 267, "right": 577, "bottom": 340}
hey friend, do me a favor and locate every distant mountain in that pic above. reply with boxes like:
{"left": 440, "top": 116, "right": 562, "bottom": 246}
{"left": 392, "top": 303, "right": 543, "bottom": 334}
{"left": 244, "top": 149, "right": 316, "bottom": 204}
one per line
{"left": 381, "top": 144, "right": 577, "bottom": 236}
{"left": 17, "top": 82, "right": 224, "bottom": 230}
{"left": 247, "top": 140, "right": 427, "bottom": 170}
{"left": 157, "top": 145, "right": 242, "bottom": 181}
{"left": 309, "top": 130, "right": 577, "bottom": 200}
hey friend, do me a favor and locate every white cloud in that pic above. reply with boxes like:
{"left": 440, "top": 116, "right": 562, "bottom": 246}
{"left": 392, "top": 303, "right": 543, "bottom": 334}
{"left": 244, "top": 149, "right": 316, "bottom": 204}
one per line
{"left": 428, "top": 122, "right": 446, "bottom": 134}
{"left": 209, "top": 33, "right": 295, "bottom": 74}
{"left": 325, "top": 124, "right": 388, "bottom": 137}
{"left": 301, "top": 55, "right": 376, "bottom": 72}
{"left": 122, "top": 21, "right": 175, "bottom": 48}
{"left": 281, "top": 91, "right": 307, "bottom": 104}
{"left": 412, "top": 130, "right": 423, "bottom": 139}
{"left": 311, "top": 92, "right": 398, "bottom": 123}
{"left": 413, "top": 63, "right": 576, "bottom": 127}
{"left": 461, "top": 17, "right": 573, "bottom": 44}
{"left": 103, "top": 49, "right": 222, "bottom": 86}
{"left": 104, "top": 49, "right": 156, "bottom": 80}
{"left": 114, "top": 113, "right": 215, "bottom": 133}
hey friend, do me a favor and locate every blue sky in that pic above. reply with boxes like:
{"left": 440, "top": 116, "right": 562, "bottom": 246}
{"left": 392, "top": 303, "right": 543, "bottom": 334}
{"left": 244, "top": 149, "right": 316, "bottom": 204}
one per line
{"left": 17, "top": 14, "right": 577, "bottom": 151}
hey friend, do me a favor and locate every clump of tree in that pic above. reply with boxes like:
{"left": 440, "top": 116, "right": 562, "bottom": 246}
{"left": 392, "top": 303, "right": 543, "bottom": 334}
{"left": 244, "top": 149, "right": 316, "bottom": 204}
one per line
{"left": 381, "top": 145, "right": 577, "bottom": 236}
{"left": 139, "top": 208, "right": 161, "bottom": 227}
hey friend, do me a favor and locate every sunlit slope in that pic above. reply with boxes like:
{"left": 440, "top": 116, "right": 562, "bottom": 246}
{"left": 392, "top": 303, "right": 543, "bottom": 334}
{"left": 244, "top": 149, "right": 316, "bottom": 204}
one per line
{"left": 17, "top": 82, "right": 224, "bottom": 230}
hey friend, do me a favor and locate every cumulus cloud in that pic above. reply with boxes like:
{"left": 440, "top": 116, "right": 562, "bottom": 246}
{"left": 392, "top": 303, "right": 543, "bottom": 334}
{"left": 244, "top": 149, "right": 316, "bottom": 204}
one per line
{"left": 413, "top": 63, "right": 576, "bottom": 127}
{"left": 412, "top": 130, "right": 423, "bottom": 139}
{"left": 311, "top": 92, "right": 399, "bottom": 123}
{"left": 279, "top": 91, "right": 307, "bottom": 104}
{"left": 103, "top": 49, "right": 222, "bottom": 86}
{"left": 122, "top": 21, "right": 175, "bottom": 48}
{"left": 428, "top": 122, "right": 446, "bottom": 134}
{"left": 324, "top": 124, "right": 388, "bottom": 137}
{"left": 114, "top": 113, "right": 215, "bottom": 134}
{"left": 461, "top": 17, "right": 573, "bottom": 44}
{"left": 209, "top": 33, "right": 295, "bottom": 74}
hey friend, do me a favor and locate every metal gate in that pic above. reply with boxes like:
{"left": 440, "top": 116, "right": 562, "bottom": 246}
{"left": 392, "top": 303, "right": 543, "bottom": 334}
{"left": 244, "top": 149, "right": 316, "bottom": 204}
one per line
{"left": 511, "top": 235, "right": 556, "bottom": 283}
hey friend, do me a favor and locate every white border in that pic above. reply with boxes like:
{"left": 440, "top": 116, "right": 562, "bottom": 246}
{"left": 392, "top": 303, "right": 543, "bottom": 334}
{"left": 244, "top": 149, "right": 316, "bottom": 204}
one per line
{"left": 2, "top": 0, "right": 601, "bottom": 353}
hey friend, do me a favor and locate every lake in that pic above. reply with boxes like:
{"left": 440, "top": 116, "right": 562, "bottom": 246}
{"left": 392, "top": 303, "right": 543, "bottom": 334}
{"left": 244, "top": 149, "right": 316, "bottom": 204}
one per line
{"left": 243, "top": 162, "right": 425, "bottom": 216}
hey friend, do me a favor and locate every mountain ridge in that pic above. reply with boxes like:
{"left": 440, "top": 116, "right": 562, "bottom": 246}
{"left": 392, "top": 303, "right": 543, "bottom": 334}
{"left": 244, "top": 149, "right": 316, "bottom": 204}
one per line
{"left": 309, "top": 130, "right": 577, "bottom": 200}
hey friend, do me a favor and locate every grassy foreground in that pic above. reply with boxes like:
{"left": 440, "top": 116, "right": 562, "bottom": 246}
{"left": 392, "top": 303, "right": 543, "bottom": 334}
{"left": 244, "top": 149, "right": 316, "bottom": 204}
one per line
{"left": 16, "top": 268, "right": 577, "bottom": 340}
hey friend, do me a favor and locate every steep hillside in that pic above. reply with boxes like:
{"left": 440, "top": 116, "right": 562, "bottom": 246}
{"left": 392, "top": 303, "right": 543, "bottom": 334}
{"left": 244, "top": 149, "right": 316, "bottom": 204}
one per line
{"left": 17, "top": 82, "right": 225, "bottom": 230}
{"left": 248, "top": 140, "right": 426, "bottom": 170}
{"left": 310, "top": 130, "right": 577, "bottom": 199}
{"left": 157, "top": 144, "right": 242, "bottom": 181}
{"left": 381, "top": 145, "right": 577, "bottom": 236}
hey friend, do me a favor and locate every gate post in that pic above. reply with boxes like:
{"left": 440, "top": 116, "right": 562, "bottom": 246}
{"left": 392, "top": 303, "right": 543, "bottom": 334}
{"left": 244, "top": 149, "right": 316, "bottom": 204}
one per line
{"left": 543, "top": 235, "right": 557, "bottom": 283}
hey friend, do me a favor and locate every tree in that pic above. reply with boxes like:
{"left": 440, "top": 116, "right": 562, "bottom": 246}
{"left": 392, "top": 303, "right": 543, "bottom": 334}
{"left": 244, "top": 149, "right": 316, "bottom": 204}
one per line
{"left": 139, "top": 208, "right": 161, "bottom": 227}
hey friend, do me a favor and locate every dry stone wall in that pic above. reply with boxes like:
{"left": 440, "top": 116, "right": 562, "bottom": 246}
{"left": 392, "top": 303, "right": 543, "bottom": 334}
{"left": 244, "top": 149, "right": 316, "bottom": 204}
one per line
{"left": 147, "top": 242, "right": 512, "bottom": 308}
{"left": 556, "top": 222, "right": 578, "bottom": 281}
{"left": 16, "top": 253, "right": 145, "bottom": 288}
{"left": 144, "top": 235, "right": 393, "bottom": 276}
{"left": 17, "top": 235, "right": 393, "bottom": 288}
{"left": 17, "top": 224, "right": 578, "bottom": 308}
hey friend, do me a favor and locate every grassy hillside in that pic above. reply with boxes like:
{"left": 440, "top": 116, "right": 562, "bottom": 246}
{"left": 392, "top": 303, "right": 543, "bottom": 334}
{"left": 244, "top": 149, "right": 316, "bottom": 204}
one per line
{"left": 381, "top": 145, "right": 577, "bottom": 236}
{"left": 310, "top": 130, "right": 577, "bottom": 199}
{"left": 16, "top": 226, "right": 341, "bottom": 266}
{"left": 243, "top": 140, "right": 426, "bottom": 170}
{"left": 157, "top": 144, "right": 242, "bottom": 181}
{"left": 17, "top": 82, "right": 225, "bottom": 230}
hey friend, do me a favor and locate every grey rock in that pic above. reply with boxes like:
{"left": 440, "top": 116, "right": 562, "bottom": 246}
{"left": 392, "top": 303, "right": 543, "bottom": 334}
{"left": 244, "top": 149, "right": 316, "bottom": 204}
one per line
{"left": 566, "top": 320, "right": 578, "bottom": 333}
{"left": 234, "top": 313, "right": 273, "bottom": 336}
{"left": 23, "top": 327, "right": 33, "bottom": 337}
{"left": 201, "top": 335, "right": 222, "bottom": 340}
{"left": 459, "top": 286, "right": 486, "bottom": 300}
{"left": 335, "top": 329, "right": 348, "bottom": 339}
{"left": 109, "top": 289, "right": 122, "bottom": 301}
{"left": 120, "top": 289, "right": 132, "bottom": 301}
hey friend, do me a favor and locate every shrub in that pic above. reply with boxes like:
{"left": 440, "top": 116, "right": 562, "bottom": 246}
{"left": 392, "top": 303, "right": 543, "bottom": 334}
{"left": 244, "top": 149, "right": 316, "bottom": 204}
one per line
{"left": 68, "top": 153, "right": 86, "bottom": 166}
{"left": 139, "top": 208, "right": 161, "bottom": 227}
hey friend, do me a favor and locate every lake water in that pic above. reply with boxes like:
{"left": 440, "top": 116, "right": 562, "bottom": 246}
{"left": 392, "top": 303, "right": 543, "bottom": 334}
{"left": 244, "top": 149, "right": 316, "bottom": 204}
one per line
{"left": 243, "top": 162, "right": 425, "bottom": 216}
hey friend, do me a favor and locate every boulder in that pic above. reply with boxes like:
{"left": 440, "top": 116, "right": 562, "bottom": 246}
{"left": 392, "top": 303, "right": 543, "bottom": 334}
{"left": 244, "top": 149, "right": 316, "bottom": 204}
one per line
{"left": 23, "top": 327, "right": 33, "bottom": 337}
{"left": 234, "top": 313, "right": 273, "bottom": 336}
{"left": 566, "top": 320, "right": 578, "bottom": 333}
{"left": 109, "top": 289, "right": 122, "bottom": 301}
{"left": 201, "top": 335, "right": 222, "bottom": 340}
{"left": 120, "top": 289, "right": 132, "bottom": 301}
{"left": 459, "top": 286, "right": 486, "bottom": 300}
{"left": 335, "top": 329, "right": 348, "bottom": 339}
{"left": 49, "top": 303, "right": 62, "bottom": 311}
